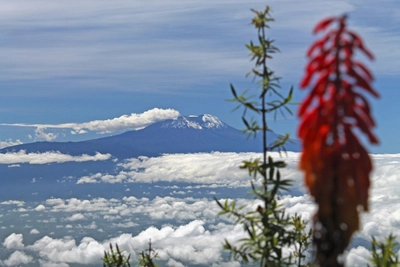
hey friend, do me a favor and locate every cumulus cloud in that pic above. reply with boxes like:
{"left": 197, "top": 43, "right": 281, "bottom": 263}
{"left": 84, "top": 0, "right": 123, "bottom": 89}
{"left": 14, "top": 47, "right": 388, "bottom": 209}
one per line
{"left": 66, "top": 213, "right": 85, "bottom": 221}
{"left": 45, "top": 197, "right": 117, "bottom": 213}
{"left": 30, "top": 229, "right": 40, "bottom": 234}
{"left": 27, "top": 235, "right": 105, "bottom": 265}
{"left": 0, "top": 150, "right": 111, "bottom": 165}
{"left": 34, "top": 205, "right": 46, "bottom": 211}
{"left": 2, "top": 108, "right": 180, "bottom": 136}
{"left": 35, "top": 126, "right": 59, "bottom": 141}
{"left": 3, "top": 251, "right": 33, "bottom": 266}
{"left": 112, "top": 221, "right": 138, "bottom": 228}
{"left": 167, "top": 258, "right": 185, "bottom": 267}
{"left": 3, "top": 233, "right": 24, "bottom": 249}
{"left": 345, "top": 246, "right": 372, "bottom": 266}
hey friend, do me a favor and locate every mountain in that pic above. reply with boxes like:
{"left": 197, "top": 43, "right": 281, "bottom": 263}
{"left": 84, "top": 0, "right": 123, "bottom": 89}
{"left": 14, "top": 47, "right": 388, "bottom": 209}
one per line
{"left": 0, "top": 114, "right": 300, "bottom": 201}
{"left": 0, "top": 114, "right": 300, "bottom": 158}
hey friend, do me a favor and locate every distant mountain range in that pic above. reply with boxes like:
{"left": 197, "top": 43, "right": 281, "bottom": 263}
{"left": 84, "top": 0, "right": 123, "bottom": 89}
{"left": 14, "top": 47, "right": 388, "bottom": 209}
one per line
{"left": 0, "top": 114, "right": 300, "bottom": 201}
{"left": 0, "top": 114, "right": 300, "bottom": 158}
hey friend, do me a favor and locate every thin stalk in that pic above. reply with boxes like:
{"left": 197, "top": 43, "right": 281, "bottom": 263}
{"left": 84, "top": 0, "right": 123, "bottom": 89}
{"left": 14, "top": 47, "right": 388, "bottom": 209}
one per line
{"left": 297, "top": 242, "right": 303, "bottom": 267}
{"left": 261, "top": 22, "right": 269, "bottom": 267}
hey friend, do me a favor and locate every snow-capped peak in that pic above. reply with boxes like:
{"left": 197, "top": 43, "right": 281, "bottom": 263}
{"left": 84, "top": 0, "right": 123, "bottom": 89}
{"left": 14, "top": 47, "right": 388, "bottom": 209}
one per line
{"left": 201, "top": 114, "right": 225, "bottom": 129}
{"left": 160, "top": 114, "right": 227, "bottom": 130}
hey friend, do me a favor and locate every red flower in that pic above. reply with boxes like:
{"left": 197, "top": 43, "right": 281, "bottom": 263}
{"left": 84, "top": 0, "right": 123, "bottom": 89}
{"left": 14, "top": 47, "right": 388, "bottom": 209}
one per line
{"left": 298, "top": 15, "right": 379, "bottom": 266}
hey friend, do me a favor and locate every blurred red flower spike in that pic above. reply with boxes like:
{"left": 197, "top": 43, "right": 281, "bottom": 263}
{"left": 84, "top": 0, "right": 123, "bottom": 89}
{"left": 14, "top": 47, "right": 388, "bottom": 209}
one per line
{"left": 360, "top": 45, "right": 375, "bottom": 60}
{"left": 298, "top": 14, "right": 379, "bottom": 266}
{"left": 313, "top": 17, "right": 336, "bottom": 34}
{"left": 354, "top": 61, "right": 374, "bottom": 81}
{"left": 307, "top": 38, "right": 325, "bottom": 57}
{"left": 348, "top": 31, "right": 375, "bottom": 60}
{"left": 300, "top": 69, "right": 313, "bottom": 88}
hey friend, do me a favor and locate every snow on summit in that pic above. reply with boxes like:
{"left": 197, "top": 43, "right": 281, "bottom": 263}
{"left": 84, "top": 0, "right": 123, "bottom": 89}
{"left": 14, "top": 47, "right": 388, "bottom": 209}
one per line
{"left": 161, "top": 115, "right": 227, "bottom": 130}
{"left": 202, "top": 114, "right": 226, "bottom": 129}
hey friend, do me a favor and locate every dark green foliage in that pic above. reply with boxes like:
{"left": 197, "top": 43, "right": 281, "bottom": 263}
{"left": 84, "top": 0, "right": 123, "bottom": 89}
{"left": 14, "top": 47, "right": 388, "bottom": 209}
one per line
{"left": 369, "top": 234, "right": 400, "bottom": 267}
{"left": 139, "top": 240, "right": 158, "bottom": 267}
{"left": 292, "top": 215, "right": 313, "bottom": 267}
{"left": 216, "top": 6, "right": 312, "bottom": 267}
{"left": 103, "top": 243, "right": 131, "bottom": 267}
{"left": 102, "top": 241, "right": 157, "bottom": 267}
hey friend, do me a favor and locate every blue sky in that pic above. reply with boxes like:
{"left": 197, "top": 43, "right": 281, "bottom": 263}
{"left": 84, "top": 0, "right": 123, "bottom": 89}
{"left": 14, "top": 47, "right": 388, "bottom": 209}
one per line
{"left": 0, "top": 0, "right": 399, "bottom": 153}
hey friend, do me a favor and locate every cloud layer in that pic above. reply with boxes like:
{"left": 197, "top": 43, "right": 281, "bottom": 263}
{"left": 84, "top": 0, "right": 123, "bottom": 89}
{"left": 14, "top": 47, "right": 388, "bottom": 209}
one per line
{"left": 77, "top": 152, "right": 302, "bottom": 188}
{"left": 2, "top": 195, "right": 313, "bottom": 266}
{"left": 0, "top": 139, "right": 23, "bottom": 149}
{"left": 0, "top": 150, "right": 111, "bottom": 165}
{"left": 1, "top": 108, "right": 180, "bottom": 139}
{"left": 1, "top": 152, "right": 400, "bottom": 266}
{"left": 2, "top": 192, "right": 398, "bottom": 266}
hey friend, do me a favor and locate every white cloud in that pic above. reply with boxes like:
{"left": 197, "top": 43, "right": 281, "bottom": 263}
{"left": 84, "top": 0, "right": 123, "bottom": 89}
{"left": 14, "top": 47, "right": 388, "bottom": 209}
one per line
{"left": 46, "top": 197, "right": 117, "bottom": 213}
{"left": 30, "top": 229, "right": 40, "bottom": 235}
{"left": 0, "top": 150, "right": 111, "bottom": 165}
{"left": 38, "top": 260, "right": 70, "bottom": 267}
{"left": 41, "top": 195, "right": 250, "bottom": 224}
{"left": 3, "top": 233, "right": 24, "bottom": 250}
{"left": 0, "top": 139, "right": 23, "bottom": 149}
{"left": 111, "top": 221, "right": 138, "bottom": 228}
{"left": 2, "top": 108, "right": 180, "bottom": 135}
{"left": 7, "top": 164, "right": 20, "bottom": 168}
{"left": 1, "top": 200, "right": 25, "bottom": 207}
{"left": 3, "top": 251, "right": 33, "bottom": 266}
{"left": 34, "top": 205, "right": 46, "bottom": 211}
{"left": 34, "top": 127, "right": 59, "bottom": 141}
{"left": 345, "top": 246, "right": 372, "bottom": 267}
{"left": 27, "top": 235, "right": 105, "bottom": 265}
{"left": 45, "top": 198, "right": 65, "bottom": 206}
{"left": 66, "top": 213, "right": 85, "bottom": 221}
{"left": 167, "top": 258, "right": 185, "bottom": 267}
{"left": 211, "top": 262, "right": 241, "bottom": 267}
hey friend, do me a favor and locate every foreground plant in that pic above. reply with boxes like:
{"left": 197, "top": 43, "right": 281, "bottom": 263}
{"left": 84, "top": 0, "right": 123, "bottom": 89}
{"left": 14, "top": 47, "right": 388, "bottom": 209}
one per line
{"left": 298, "top": 15, "right": 379, "bottom": 266}
{"left": 103, "top": 243, "right": 131, "bottom": 267}
{"left": 369, "top": 234, "right": 400, "bottom": 267}
{"left": 217, "top": 6, "right": 311, "bottom": 267}
{"left": 102, "top": 241, "right": 157, "bottom": 267}
{"left": 138, "top": 240, "right": 158, "bottom": 267}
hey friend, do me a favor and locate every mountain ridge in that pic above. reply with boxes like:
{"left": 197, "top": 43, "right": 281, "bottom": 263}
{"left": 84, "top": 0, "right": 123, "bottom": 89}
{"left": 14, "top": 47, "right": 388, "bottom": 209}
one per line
{"left": 0, "top": 114, "right": 300, "bottom": 158}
